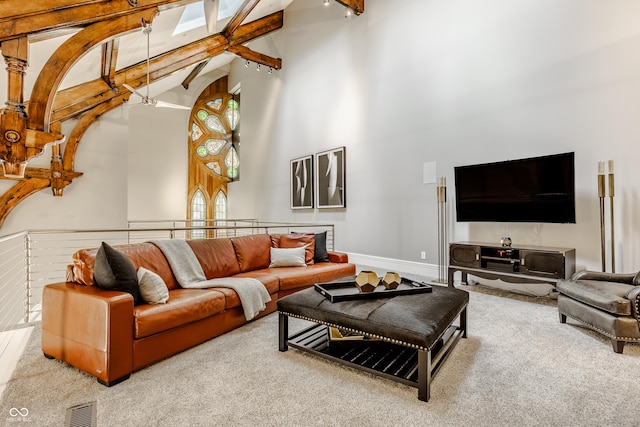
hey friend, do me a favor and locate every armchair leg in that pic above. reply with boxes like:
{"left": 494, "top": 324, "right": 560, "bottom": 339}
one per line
{"left": 611, "top": 340, "right": 625, "bottom": 354}
{"left": 559, "top": 313, "right": 567, "bottom": 324}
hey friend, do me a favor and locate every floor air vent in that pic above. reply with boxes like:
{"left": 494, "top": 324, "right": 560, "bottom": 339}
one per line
{"left": 65, "top": 401, "right": 97, "bottom": 427}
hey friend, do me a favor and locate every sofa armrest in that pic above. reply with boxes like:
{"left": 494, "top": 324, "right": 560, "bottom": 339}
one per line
{"left": 42, "top": 282, "right": 134, "bottom": 385}
{"left": 626, "top": 286, "right": 640, "bottom": 319}
{"left": 327, "top": 251, "right": 349, "bottom": 263}
{"left": 572, "top": 270, "right": 636, "bottom": 283}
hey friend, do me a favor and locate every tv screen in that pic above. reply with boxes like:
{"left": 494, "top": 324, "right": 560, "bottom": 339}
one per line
{"left": 454, "top": 152, "right": 576, "bottom": 223}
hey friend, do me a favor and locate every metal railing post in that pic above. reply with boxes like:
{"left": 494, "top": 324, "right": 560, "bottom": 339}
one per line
{"left": 24, "top": 232, "right": 32, "bottom": 324}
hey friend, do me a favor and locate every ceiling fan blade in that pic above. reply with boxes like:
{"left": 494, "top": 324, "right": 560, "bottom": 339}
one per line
{"left": 154, "top": 99, "right": 191, "bottom": 110}
{"left": 204, "top": 0, "right": 220, "bottom": 34}
{"left": 123, "top": 83, "right": 146, "bottom": 100}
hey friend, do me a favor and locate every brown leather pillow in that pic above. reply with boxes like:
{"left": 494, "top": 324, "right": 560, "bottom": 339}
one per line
{"left": 275, "top": 233, "right": 315, "bottom": 265}
{"left": 230, "top": 234, "right": 272, "bottom": 272}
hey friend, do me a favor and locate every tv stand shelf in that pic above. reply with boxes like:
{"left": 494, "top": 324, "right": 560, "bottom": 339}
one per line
{"left": 448, "top": 242, "right": 575, "bottom": 288}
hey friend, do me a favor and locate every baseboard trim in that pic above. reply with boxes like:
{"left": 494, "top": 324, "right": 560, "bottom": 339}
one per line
{"left": 346, "top": 252, "right": 440, "bottom": 280}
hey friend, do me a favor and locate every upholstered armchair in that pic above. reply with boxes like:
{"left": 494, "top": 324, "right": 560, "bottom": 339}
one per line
{"left": 556, "top": 270, "right": 640, "bottom": 353}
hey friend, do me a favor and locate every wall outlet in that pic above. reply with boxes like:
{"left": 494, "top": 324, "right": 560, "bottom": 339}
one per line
{"left": 420, "top": 251, "right": 426, "bottom": 260}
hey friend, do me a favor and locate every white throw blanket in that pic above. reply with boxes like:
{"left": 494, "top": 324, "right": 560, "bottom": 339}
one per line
{"left": 189, "top": 277, "right": 272, "bottom": 321}
{"left": 150, "top": 240, "right": 271, "bottom": 320}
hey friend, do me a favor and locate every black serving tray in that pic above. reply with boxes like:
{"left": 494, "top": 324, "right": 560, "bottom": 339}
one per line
{"left": 314, "top": 277, "right": 432, "bottom": 302}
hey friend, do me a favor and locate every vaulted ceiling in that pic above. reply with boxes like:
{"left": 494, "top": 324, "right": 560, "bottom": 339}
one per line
{"left": 0, "top": 0, "right": 365, "bottom": 227}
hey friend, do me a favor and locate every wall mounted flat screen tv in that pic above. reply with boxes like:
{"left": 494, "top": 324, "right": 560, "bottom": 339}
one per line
{"left": 454, "top": 152, "right": 576, "bottom": 223}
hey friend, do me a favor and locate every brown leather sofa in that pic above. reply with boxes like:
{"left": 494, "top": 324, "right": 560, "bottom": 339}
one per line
{"left": 41, "top": 233, "right": 355, "bottom": 385}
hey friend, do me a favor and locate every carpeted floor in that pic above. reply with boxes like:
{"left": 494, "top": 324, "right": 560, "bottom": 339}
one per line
{"left": 1, "top": 284, "right": 639, "bottom": 427}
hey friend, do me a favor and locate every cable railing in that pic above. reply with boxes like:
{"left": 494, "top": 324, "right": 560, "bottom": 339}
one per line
{"left": 0, "top": 220, "right": 335, "bottom": 342}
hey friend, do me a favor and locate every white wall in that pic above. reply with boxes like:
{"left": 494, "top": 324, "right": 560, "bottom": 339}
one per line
{"left": 1, "top": 109, "right": 131, "bottom": 233}
{"left": 127, "top": 105, "right": 190, "bottom": 222}
{"left": 226, "top": 0, "right": 640, "bottom": 272}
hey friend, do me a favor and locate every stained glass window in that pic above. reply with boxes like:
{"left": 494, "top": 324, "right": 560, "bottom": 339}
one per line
{"left": 206, "top": 161, "right": 222, "bottom": 175}
{"left": 190, "top": 190, "right": 206, "bottom": 239}
{"left": 214, "top": 191, "right": 228, "bottom": 237}
{"left": 191, "top": 122, "right": 203, "bottom": 141}
{"left": 206, "top": 98, "right": 223, "bottom": 111}
{"left": 205, "top": 115, "right": 226, "bottom": 134}
{"left": 196, "top": 145, "right": 208, "bottom": 157}
{"left": 225, "top": 146, "right": 239, "bottom": 179}
{"left": 196, "top": 110, "right": 208, "bottom": 121}
{"left": 225, "top": 99, "right": 240, "bottom": 131}
{"left": 214, "top": 191, "right": 227, "bottom": 220}
{"left": 205, "top": 139, "right": 226, "bottom": 155}
{"left": 188, "top": 89, "right": 240, "bottom": 237}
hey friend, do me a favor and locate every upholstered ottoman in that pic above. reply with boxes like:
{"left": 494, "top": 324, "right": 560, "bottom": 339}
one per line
{"left": 278, "top": 284, "right": 469, "bottom": 401}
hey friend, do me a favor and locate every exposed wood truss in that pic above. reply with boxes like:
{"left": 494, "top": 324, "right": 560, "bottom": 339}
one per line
{"left": 0, "top": 0, "right": 365, "bottom": 228}
{"left": 0, "top": 0, "right": 195, "bottom": 42}
{"left": 335, "top": 0, "right": 364, "bottom": 15}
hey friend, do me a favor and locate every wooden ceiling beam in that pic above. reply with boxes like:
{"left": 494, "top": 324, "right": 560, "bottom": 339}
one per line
{"left": 181, "top": 60, "right": 211, "bottom": 90}
{"left": 48, "top": 11, "right": 283, "bottom": 123}
{"left": 101, "top": 39, "right": 120, "bottom": 88}
{"left": 336, "top": 0, "right": 364, "bottom": 15}
{"left": 226, "top": 10, "right": 283, "bottom": 45}
{"left": 0, "top": 0, "right": 196, "bottom": 42}
{"left": 26, "top": 8, "right": 159, "bottom": 131}
{"left": 335, "top": 0, "right": 364, "bottom": 15}
{"left": 226, "top": 45, "right": 281, "bottom": 70}
{"left": 222, "top": 0, "right": 261, "bottom": 38}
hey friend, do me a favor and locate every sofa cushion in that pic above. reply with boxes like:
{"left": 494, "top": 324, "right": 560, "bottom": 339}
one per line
{"left": 137, "top": 267, "right": 169, "bottom": 304}
{"left": 313, "top": 231, "right": 330, "bottom": 263}
{"left": 71, "top": 242, "right": 180, "bottom": 290}
{"left": 269, "top": 247, "right": 307, "bottom": 268}
{"left": 230, "top": 234, "right": 272, "bottom": 272}
{"left": 556, "top": 279, "right": 632, "bottom": 315}
{"left": 267, "top": 262, "right": 357, "bottom": 292}
{"left": 271, "top": 233, "right": 315, "bottom": 265}
{"left": 133, "top": 289, "right": 226, "bottom": 339}
{"left": 187, "top": 238, "right": 241, "bottom": 278}
{"left": 94, "top": 242, "right": 141, "bottom": 304}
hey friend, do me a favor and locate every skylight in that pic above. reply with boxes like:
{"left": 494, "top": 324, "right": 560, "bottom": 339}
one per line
{"left": 173, "top": 0, "right": 245, "bottom": 35}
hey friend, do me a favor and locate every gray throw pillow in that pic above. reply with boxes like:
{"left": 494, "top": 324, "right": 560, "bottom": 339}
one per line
{"left": 269, "top": 247, "right": 307, "bottom": 268}
{"left": 93, "top": 242, "right": 141, "bottom": 304}
{"left": 137, "top": 267, "right": 169, "bottom": 304}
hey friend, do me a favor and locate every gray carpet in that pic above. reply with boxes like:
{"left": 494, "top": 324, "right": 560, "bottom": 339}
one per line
{"left": 1, "top": 284, "right": 639, "bottom": 427}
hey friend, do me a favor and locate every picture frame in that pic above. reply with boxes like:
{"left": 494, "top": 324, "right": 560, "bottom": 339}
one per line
{"left": 315, "top": 146, "right": 346, "bottom": 208}
{"left": 290, "top": 155, "right": 314, "bottom": 209}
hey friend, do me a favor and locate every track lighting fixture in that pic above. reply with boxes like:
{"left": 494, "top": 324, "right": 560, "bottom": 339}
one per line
{"left": 345, "top": 7, "right": 352, "bottom": 18}
{"left": 323, "top": 0, "right": 330, "bottom": 5}
{"left": 243, "top": 59, "right": 276, "bottom": 75}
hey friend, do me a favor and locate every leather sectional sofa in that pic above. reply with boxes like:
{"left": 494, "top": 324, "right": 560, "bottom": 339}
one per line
{"left": 41, "top": 233, "right": 355, "bottom": 385}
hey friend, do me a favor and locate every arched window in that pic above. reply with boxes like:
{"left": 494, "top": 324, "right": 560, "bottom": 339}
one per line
{"left": 187, "top": 76, "right": 239, "bottom": 239}
{"left": 214, "top": 191, "right": 228, "bottom": 237}
{"left": 190, "top": 189, "right": 206, "bottom": 239}
{"left": 214, "top": 191, "right": 227, "bottom": 220}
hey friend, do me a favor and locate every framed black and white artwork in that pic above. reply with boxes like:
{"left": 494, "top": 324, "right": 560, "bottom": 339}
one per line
{"left": 290, "top": 155, "right": 314, "bottom": 209}
{"left": 315, "top": 146, "right": 346, "bottom": 208}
